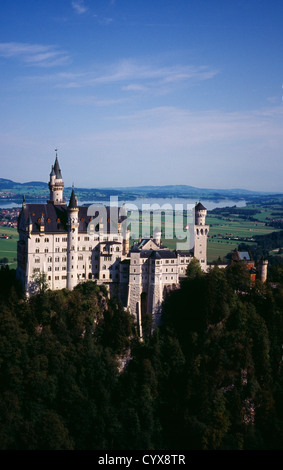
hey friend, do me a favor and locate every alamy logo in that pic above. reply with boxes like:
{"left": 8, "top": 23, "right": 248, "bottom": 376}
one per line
{"left": 87, "top": 197, "right": 196, "bottom": 250}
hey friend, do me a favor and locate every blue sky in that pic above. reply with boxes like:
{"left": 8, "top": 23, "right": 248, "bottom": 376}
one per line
{"left": 1, "top": 0, "right": 283, "bottom": 192}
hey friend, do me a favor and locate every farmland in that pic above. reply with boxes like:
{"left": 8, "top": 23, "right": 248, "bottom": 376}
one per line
{"left": 0, "top": 226, "right": 18, "bottom": 268}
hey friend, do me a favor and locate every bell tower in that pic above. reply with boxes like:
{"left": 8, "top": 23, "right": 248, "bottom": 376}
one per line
{"left": 48, "top": 151, "right": 65, "bottom": 205}
{"left": 194, "top": 202, "right": 209, "bottom": 270}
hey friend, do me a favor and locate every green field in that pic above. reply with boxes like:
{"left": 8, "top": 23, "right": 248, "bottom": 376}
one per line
{"left": 0, "top": 227, "right": 18, "bottom": 268}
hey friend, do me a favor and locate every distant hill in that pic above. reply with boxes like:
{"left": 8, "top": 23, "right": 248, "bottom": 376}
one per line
{"left": 0, "top": 178, "right": 280, "bottom": 203}
{"left": 21, "top": 181, "right": 48, "bottom": 187}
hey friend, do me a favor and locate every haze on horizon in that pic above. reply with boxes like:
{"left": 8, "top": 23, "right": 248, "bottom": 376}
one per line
{"left": 0, "top": 0, "right": 283, "bottom": 193}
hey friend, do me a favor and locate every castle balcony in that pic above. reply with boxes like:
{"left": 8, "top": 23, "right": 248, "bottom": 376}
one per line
{"left": 101, "top": 253, "right": 112, "bottom": 261}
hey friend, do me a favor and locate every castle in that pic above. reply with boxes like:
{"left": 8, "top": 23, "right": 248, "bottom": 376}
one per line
{"left": 17, "top": 154, "right": 209, "bottom": 333}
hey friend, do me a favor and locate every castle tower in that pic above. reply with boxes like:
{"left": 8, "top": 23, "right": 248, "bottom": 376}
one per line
{"left": 153, "top": 227, "right": 162, "bottom": 247}
{"left": 67, "top": 185, "right": 79, "bottom": 290}
{"left": 258, "top": 259, "right": 268, "bottom": 283}
{"left": 127, "top": 249, "right": 143, "bottom": 337}
{"left": 48, "top": 152, "right": 65, "bottom": 205}
{"left": 194, "top": 202, "right": 209, "bottom": 270}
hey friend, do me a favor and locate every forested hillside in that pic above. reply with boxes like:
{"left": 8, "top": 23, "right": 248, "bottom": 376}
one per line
{"left": 0, "top": 263, "right": 282, "bottom": 450}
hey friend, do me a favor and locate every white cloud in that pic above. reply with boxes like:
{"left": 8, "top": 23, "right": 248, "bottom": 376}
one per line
{"left": 32, "top": 59, "right": 218, "bottom": 91}
{"left": 89, "top": 60, "right": 219, "bottom": 86}
{"left": 122, "top": 84, "right": 149, "bottom": 92}
{"left": 72, "top": 0, "right": 88, "bottom": 15}
{"left": 0, "top": 42, "right": 69, "bottom": 67}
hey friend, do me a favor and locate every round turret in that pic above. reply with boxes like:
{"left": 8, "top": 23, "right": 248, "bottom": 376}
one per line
{"left": 195, "top": 202, "right": 207, "bottom": 226}
{"left": 48, "top": 153, "right": 65, "bottom": 205}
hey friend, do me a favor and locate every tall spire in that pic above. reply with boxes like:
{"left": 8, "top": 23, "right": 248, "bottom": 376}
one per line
{"left": 68, "top": 183, "right": 78, "bottom": 209}
{"left": 48, "top": 150, "right": 65, "bottom": 205}
{"left": 53, "top": 150, "right": 62, "bottom": 179}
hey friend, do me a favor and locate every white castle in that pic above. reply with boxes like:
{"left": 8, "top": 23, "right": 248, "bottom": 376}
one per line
{"left": 17, "top": 155, "right": 209, "bottom": 334}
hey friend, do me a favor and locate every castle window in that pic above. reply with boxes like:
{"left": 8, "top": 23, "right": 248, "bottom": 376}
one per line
{"left": 33, "top": 268, "right": 40, "bottom": 273}
{"left": 44, "top": 238, "right": 49, "bottom": 243}
{"left": 47, "top": 218, "right": 51, "bottom": 223}
{"left": 44, "top": 248, "right": 49, "bottom": 253}
{"left": 35, "top": 238, "right": 40, "bottom": 243}
{"left": 35, "top": 248, "right": 39, "bottom": 253}
{"left": 48, "top": 257, "right": 52, "bottom": 262}
{"left": 34, "top": 258, "right": 40, "bottom": 263}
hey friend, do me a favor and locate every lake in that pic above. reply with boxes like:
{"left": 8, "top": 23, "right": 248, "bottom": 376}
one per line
{"left": 0, "top": 197, "right": 246, "bottom": 211}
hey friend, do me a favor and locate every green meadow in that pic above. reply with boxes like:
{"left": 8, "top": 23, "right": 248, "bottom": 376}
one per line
{"left": 0, "top": 227, "right": 18, "bottom": 268}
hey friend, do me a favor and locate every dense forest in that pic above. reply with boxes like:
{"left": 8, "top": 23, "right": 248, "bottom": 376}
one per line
{"left": 0, "top": 261, "right": 282, "bottom": 450}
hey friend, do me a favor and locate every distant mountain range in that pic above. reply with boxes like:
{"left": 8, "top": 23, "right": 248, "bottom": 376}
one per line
{"left": 0, "top": 177, "right": 280, "bottom": 203}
